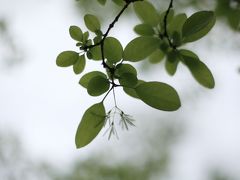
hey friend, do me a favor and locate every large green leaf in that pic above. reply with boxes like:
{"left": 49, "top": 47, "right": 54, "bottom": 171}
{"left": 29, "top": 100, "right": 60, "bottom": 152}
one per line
{"left": 133, "top": 1, "right": 159, "bottom": 26}
{"left": 134, "top": 24, "right": 155, "bottom": 36}
{"left": 180, "top": 49, "right": 215, "bottom": 88}
{"left": 73, "top": 55, "right": 86, "bottom": 74}
{"left": 136, "top": 82, "right": 181, "bottom": 111}
{"left": 87, "top": 75, "right": 110, "bottom": 96}
{"left": 104, "top": 37, "right": 123, "bottom": 64}
{"left": 56, "top": 51, "right": 79, "bottom": 67}
{"left": 79, "top": 71, "right": 107, "bottom": 88}
{"left": 69, "top": 26, "right": 83, "bottom": 41}
{"left": 75, "top": 102, "right": 105, "bottom": 148}
{"left": 123, "top": 37, "right": 160, "bottom": 62}
{"left": 84, "top": 14, "right": 101, "bottom": 32}
{"left": 182, "top": 11, "right": 216, "bottom": 42}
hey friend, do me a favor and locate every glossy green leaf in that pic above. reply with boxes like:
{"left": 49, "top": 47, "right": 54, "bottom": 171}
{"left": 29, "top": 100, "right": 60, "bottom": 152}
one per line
{"left": 115, "top": 63, "right": 137, "bottom": 77}
{"left": 69, "top": 26, "right": 83, "bottom": 41}
{"left": 79, "top": 71, "right": 107, "bottom": 88}
{"left": 104, "top": 37, "right": 123, "bottom": 64}
{"left": 182, "top": 11, "right": 216, "bottom": 42}
{"left": 133, "top": 1, "right": 159, "bottom": 26}
{"left": 123, "top": 80, "right": 144, "bottom": 99}
{"left": 84, "top": 14, "right": 101, "bottom": 32}
{"left": 134, "top": 24, "right": 155, "bottom": 36}
{"left": 73, "top": 55, "right": 86, "bottom": 74}
{"left": 180, "top": 49, "right": 215, "bottom": 88}
{"left": 123, "top": 37, "right": 160, "bottom": 62}
{"left": 119, "top": 73, "right": 138, "bottom": 88}
{"left": 75, "top": 102, "right": 105, "bottom": 148}
{"left": 136, "top": 82, "right": 181, "bottom": 111}
{"left": 148, "top": 49, "right": 165, "bottom": 64}
{"left": 87, "top": 76, "right": 110, "bottom": 96}
{"left": 56, "top": 51, "right": 79, "bottom": 67}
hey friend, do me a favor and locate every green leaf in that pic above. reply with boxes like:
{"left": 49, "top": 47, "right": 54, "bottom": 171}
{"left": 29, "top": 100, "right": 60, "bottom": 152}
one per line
{"left": 148, "top": 49, "right": 165, "bottom": 64}
{"left": 168, "top": 13, "right": 187, "bottom": 35}
{"left": 89, "top": 46, "right": 102, "bottom": 60}
{"left": 84, "top": 14, "right": 101, "bottom": 32}
{"left": 112, "top": 0, "right": 124, "bottom": 6}
{"left": 136, "top": 82, "right": 181, "bottom": 111}
{"left": 73, "top": 55, "right": 86, "bottom": 74}
{"left": 104, "top": 37, "right": 123, "bottom": 64}
{"left": 123, "top": 80, "right": 145, "bottom": 99}
{"left": 134, "top": 1, "right": 159, "bottom": 26}
{"left": 182, "top": 11, "right": 216, "bottom": 42}
{"left": 115, "top": 63, "right": 137, "bottom": 77}
{"left": 82, "top": 31, "right": 89, "bottom": 43}
{"left": 87, "top": 76, "right": 110, "bottom": 96}
{"left": 123, "top": 37, "right": 160, "bottom": 62}
{"left": 97, "top": 0, "right": 107, "bottom": 5}
{"left": 79, "top": 71, "right": 107, "bottom": 88}
{"left": 165, "top": 50, "right": 179, "bottom": 76}
{"left": 119, "top": 73, "right": 138, "bottom": 88}
{"left": 69, "top": 26, "right": 83, "bottom": 41}
{"left": 56, "top": 51, "right": 79, "bottom": 67}
{"left": 134, "top": 24, "right": 155, "bottom": 36}
{"left": 75, "top": 102, "right": 105, "bottom": 148}
{"left": 180, "top": 49, "right": 215, "bottom": 88}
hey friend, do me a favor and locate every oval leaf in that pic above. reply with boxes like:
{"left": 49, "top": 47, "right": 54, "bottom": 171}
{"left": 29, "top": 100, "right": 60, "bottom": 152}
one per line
{"left": 180, "top": 49, "right": 215, "bottom": 88}
{"left": 87, "top": 76, "right": 110, "bottom": 96}
{"left": 136, "top": 82, "right": 181, "bottom": 111}
{"left": 104, "top": 37, "right": 123, "bottom": 64}
{"left": 134, "top": 24, "right": 155, "bottom": 36}
{"left": 79, "top": 71, "right": 107, "bottom": 88}
{"left": 84, "top": 14, "right": 101, "bottom": 32}
{"left": 69, "top": 26, "right": 83, "bottom": 41}
{"left": 123, "top": 80, "right": 145, "bottom": 99}
{"left": 148, "top": 49, "right": 165, "bottom": 64}
{"left": 115, "top": 63, "right": 137, "bottom": 77}
{"left": 73, "top": 55, "right": 86, "bottom": 74}
{"left": 75, "top": 102, "right": 105, "bottom": 148}
{"left": 133, "top": 1, "right": 159, "bottom": 26}
{"left": 123, "top": 37, "right": 160, "bottom": 62}
{"left": 182, "top": 11, "right": 216, "bottom": 42}
{"left": 56, "top": 51, "right": 79, "bottom": 67}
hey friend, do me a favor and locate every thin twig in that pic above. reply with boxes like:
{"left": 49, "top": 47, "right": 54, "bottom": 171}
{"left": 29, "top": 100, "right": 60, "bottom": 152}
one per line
{"left": 163, "top": 0, "right": 175, "bottom": 49}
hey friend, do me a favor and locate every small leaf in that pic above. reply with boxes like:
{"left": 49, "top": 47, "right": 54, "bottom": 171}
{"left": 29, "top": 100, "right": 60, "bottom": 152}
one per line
{"left": 69, "top": 26, "right": 83, "bottom": 41}
{"left": 119, "top": 73, "right": 138, "bottom": 88}
{"left": 148, "top": 49, "right": 165, "bottom": 64}
{"left": 123, "top": 37, "right": 160, "bottom": 62}
{"left": 79, "top": 71, "right": 107, "bottom": 88}
{"left": 84, "top": 14, "right": 101, "bottom": 32}
{"left": 134, "top": 24, "right": 155, "bottom": 36}
{"left": 56, "top": 51, "right": 79, "bottom": 67}
{"left": 82, "top": 31, "right": 89, "bottom": 43}
{"left": 168, "top": 13, "right": 187, "bottom": 35}
{"left": 73, "top": 55, "right": 86, "bottom": 74}
{"left": 87, "top": 76, "right": 110, "bottom": 96}
{"left": 136, "top": 82, "right": 181, "bottom": 111}
{"left": 104, "top": 37, "right": 123, "bottom": 64}
{"left": 180, "top": 49, "right": 215, "bottom": 88}
{"left": 165, "top": 50, "right": 180, "bottom": 76}
{"left": 134, "top": 1, "right": 159, "bottom": 26}
{"left": 182, "top": 11, "right": 216, "bottom": 42}
{"left": 75, "top": 102, "right": 105, "bottom": 148}
{"left": 115, "top": 63, "right": 137, "bottom": 77}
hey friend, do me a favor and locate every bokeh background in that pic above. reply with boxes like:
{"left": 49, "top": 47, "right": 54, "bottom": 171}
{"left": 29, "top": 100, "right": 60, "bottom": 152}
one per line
{"left": 0, "top": 0, "right": 240, "bottom": 179}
